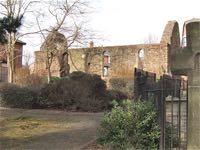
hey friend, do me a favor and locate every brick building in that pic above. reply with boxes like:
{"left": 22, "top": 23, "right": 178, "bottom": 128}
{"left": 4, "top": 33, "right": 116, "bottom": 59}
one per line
{"left": 0, "top": 40, "right": 26, "bottom": 82}
{"left": 34, "top": 20, "right": 181, "bottom": 82}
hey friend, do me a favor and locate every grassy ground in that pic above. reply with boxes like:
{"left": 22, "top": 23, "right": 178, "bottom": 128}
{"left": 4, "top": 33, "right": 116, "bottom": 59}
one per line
{"left": 0, "top": 107, "right": 102, "bottom": 150}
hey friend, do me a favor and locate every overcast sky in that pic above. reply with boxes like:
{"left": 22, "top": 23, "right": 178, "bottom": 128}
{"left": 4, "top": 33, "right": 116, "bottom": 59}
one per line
{"left": 89, "top": 0, "right": 199, "bottom": 46}
{"left": 23, "top": 0, "right": 200, "bottom": 64}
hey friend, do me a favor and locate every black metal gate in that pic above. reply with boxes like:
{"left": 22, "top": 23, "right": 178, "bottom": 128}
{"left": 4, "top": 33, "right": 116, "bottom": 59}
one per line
{"left": 134, "top": 68, "right": 188, "bottom": 150}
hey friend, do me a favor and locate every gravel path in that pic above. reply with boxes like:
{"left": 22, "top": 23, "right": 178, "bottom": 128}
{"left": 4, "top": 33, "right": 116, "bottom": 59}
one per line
{"left": 0, "top": 107, "right": 103, "bottom": 150}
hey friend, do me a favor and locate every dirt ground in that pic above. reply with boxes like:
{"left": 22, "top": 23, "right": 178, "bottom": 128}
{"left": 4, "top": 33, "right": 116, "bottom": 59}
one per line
{"left": 0, "top": 107, "right": 103, "bottom": 150}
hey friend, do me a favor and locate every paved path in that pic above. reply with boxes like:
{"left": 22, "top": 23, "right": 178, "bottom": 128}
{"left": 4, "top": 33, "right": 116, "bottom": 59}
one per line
{"left": 0, "top": 107, "right": 103, "bottom": 150}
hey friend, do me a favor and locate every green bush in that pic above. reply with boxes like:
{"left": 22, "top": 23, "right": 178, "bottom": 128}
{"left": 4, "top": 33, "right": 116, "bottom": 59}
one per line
{"left": 132, "top": 100, "right": 160, "bottom": 149}
{"left": 50, "top": 76, "right": 61, "bottom": 82}
{"left": 40, "top": 71, "right": 111, "bottom": 111}
{"left": 0, "top": 83, "right": 40, "bottom": 109}
{"left": 98, "top": 99, "right": 160, "bottom": 150}
{"left": 98, "top": 100, "right": 134, "bottom": 149}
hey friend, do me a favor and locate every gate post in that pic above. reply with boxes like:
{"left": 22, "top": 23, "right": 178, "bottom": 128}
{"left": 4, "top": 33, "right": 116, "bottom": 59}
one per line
{"left": 159, "top": 76, "right": 166, "bottom": 150}
{"left": 170, "top": 19, "right": 200, "bottom": 149}
{"left": 187, "top": 53, "right": 200, "bottom": 149}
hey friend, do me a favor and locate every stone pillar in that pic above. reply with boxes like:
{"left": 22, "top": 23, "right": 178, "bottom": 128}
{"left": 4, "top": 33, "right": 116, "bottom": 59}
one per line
{"left": 188, "top": 68, "right": 200, "bottom": 149}
{"left": 187, "top": 21, "right": 200, "bottom": 150}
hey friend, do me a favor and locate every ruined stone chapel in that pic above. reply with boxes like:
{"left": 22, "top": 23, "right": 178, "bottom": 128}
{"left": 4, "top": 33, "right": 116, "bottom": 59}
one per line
{"left": 34, "top": 19, "right": 198, "bottom": 82}
{"left": 33, "top": 18, "right": 200, "bottom": 149}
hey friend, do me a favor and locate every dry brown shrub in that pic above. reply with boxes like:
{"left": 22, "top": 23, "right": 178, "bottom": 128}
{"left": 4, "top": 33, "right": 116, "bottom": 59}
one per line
{"left": 15, "top": 67, "right": 45, "bottom": 88}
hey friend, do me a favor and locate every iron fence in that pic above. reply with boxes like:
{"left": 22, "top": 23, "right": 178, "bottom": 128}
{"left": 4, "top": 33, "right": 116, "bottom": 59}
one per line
{"left": 134, "top": 68, "right": 188, "bottom": 150}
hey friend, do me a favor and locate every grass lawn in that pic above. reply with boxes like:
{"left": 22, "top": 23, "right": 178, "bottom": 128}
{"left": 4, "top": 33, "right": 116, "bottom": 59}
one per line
{"left": 0, "top": 116, "right": 72, "bottom": 147}
{"left": 0, "top": 107, "right": 102, "bottom": 150}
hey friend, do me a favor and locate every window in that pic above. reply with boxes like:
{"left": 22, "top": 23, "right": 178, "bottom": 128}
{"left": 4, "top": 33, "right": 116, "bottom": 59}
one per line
{"left": 103, "top": 51, "right": 111, "bottom": 76}
{"left": 138, "top": 49, "right": 144, "bottom": 59}
{"left": 182, "top": 37, "right": 187, "bottom": 47}
{"left": 103, "top": 66, "right": 109, "bottom": 76}
{"left": 104, "top": 55, "right": 109, "bottom": 64}
{"left": 138, "top": 49, "right": 145, "bottom": 69}
{"left": 103, "top": 51, "right": 111, "bottom": 65}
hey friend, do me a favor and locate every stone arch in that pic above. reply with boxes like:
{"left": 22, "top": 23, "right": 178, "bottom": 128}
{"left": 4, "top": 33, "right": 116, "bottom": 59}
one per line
{"left": 161, "top": 21, "right": 181, "bottom": 75}
{"left": 161, "top": 21, "right": 180, "bottom": 49}
{"left": 40, "top": 31, "right": 67, "bottom": 51}
{"left": 103, "top": 50, "right": 111, "bottom": 56}
{"left": 40, "top": 31, "right": 69, "bottom": 77}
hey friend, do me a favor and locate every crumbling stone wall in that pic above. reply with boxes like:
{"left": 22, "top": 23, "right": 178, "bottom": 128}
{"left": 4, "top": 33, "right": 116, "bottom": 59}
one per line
{"left": 34, "top": 51, "right": 60, "bottom": 77}
{"left": 34, "top": 20, "right": 181, "bottom": 82}
{"left": 34, "top": 43, "right": 168, "bottom": 79}
{"left": 70, "top": 43, "right": 168, "bottom": 79}
{"left": 161, "top": 21, "right": 180, "bottom": 49}
{"left": 160, "top": 21, "right": 181, "bottom": 74}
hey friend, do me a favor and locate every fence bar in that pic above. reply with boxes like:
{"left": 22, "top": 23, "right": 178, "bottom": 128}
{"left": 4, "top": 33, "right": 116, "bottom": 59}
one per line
{"left": 186, "top": 80, "right": 188, "bottom": 149}
{"left": 134, "top": 68, "right": 188, "bottom": 150}
{"left": 170, "top": 79, "right": 174, "bottom": 150}
{"left": 178, "top": 79, "right": 181, "bottom": 150}
{"left": 160, "top": 76, "right": 165, "bottom": 150}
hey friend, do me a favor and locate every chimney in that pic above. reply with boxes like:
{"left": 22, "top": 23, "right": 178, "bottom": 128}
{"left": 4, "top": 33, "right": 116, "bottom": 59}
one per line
{"left": 89, "top": 41, "right": 94, "bottom": 48}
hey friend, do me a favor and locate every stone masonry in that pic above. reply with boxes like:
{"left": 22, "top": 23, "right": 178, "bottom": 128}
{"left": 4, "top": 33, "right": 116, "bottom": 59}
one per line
{"left": 34, "top": 20, "right": 179, "bottom": 81}
{"left": 33, "top": 19, "right": 200, "bottom": 148}
{"left": 170, "top": 18, "right": 200, "bottom": 150}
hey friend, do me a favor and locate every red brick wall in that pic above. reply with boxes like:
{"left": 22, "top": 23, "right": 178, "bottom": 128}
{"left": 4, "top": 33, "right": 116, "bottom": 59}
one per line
{"left": 14, "top": 42, "right": 23, "bottom": 69}
{"left": 0, "top": 43, "right": 6, "bottom": 63}
{"left": 0, "top": 42, "right": 23, "bottom": 71}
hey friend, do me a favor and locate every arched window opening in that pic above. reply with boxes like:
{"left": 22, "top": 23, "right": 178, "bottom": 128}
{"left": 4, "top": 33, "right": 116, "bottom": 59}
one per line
{"left": 103, "top": 51, "right": 111, "bottom": 65}
{"left": 138, "top": 49, "right": 145, "bottom": 69}
{"left": 182, "top": 36, "right": 187, "bottom": 47}
{"left": 103, "top": 51, "right": 111, "bottom": 77}
{"left": 138, "top": 49, "right": 145, "bottom": 60}
{"left": 103, "top": 66, "right": 109, "bottom": 76}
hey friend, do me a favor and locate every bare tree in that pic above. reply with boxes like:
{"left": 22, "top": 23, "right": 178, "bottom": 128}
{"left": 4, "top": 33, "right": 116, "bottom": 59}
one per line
{"left": 143, "top": 33, "right": 159, "bottom": 44}
{"left": 23, "top": 50, "right": 32, "bottom": 67}
{"left": 0, "top": 0, "right": 39, "bottom": 83}
{"left": 39, "top": 29, "right": 68, "bottom": 83}
{"left": 37, "top": 0, "right": 94, "bottom": 82}
{"left": 82, "top": 44, "right": 103, "bottom": 73}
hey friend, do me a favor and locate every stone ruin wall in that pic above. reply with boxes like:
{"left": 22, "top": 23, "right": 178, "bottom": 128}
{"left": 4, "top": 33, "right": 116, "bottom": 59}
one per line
{"left": 34, "top": 51, "right": 60, "bottom": 77}
{"left": 34, "top": 43, "right": 168, "bottom": 79}
{"left": 33, "top": 20, "right": 182, "bottom": 80}
{"left": 161, "top": 21, "right": 181, "bottom": 74}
